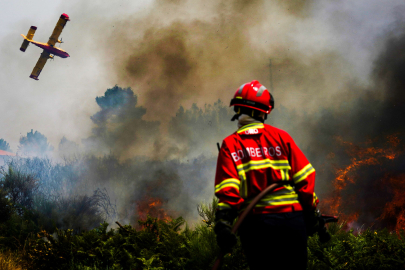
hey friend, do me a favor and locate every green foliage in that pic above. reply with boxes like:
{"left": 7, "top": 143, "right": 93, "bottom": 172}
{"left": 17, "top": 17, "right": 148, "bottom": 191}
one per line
{"left": 0, "top": 188, "right": 14, "bottom": 223}
{"left": 0, "top": 163, "right": 404, "bottom": 270}
{"left": 22, "top": 217, "right": 190, "bottom": 270}
{"left": 0, "top": 166, "right": 111, "bottom": 251}
{"left": 0, "top": 167, "right": 38, "bottom": 214}
{"left": 91, "top": 85, "right": 147, "bottom": 126}
{"left": 0, "top": 191, "right": 405, "bottom": 270}
{"left": 197, "top": 197, "right": 218, "bottom": 227}
{"left": 308, "top": 225, "right": 405, "bottom": 270}
{"left": 0, "top": 139, "right": 12, "bottom": 152}
{"left": 84, "top": 85, "right": 159, "bottom": 154}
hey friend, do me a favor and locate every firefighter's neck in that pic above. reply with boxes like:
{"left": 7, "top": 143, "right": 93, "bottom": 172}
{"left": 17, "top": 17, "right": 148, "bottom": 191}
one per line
{"left": 237, "top": 113, "right": 265, "bottom": 129}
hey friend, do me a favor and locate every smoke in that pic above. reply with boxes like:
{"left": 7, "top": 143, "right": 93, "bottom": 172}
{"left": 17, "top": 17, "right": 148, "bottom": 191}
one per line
{"left": 3, "top": 0, "right": 405, "bottom": 227}
{"left": 293, "top": 18, "right": 405, "bottom": 228}
{"left": 103, "top": 0, "right": 311, "bottom": 119}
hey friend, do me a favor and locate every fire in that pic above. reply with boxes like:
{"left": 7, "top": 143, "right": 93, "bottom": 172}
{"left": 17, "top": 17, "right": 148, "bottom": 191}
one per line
{"left": 320, "top": 134, "right": 403, "bottom": 230}
{"left": 379, "top": 174, "right": 405, "bottom": 233}
{"left": 136, "top": 196, "right": 172, "bottom": 223}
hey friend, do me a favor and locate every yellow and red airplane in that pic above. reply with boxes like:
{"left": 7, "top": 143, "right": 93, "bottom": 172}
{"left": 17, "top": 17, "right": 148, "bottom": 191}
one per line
{"left": 20, "top": 13, "right": 70, "bottom": 80}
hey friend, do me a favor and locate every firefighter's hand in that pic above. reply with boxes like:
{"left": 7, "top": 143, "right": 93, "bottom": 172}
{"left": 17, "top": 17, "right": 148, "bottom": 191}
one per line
{"left": 214, "top": 209, "right": 238, "bottom": 253}
{"left": 214, "top": 221, "right": 237, "bottom": 253}
{"left": 304, "top": 210, "right": 320, "bottom": 237}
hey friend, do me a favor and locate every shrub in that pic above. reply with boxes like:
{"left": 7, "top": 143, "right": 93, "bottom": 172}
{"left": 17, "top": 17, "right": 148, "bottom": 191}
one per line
{"left": 0, "top": 167, "right": 38, "bottom": 215}
{"left": 0, "top": 188, "right": 14, "bottom": 223}
{"left": 0, "top": 251, "right": 23, "bottom": 270}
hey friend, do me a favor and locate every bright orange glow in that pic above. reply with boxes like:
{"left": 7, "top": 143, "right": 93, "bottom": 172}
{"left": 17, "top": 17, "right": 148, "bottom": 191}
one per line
{"left": 320, "top": 134, "right": 403, "bottom": 231}
{"left": 136, "top": 196, "right": 172, "bottom": 223}
{"left": 379, "top": 174, "right": 405, "bottom": 234}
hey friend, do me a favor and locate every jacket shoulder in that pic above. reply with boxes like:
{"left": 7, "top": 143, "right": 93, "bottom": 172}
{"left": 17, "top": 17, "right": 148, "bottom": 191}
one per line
{"left": 222, "top": 131, "right": 239, "bottom": 144}
{"left": 263, "top": 124, "right": 292, "bottom": 139}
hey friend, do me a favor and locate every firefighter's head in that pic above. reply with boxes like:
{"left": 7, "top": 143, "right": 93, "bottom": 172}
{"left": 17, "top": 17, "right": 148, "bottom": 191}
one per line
{"left": 230, "top": 80, "right": 274, "bottom": 122}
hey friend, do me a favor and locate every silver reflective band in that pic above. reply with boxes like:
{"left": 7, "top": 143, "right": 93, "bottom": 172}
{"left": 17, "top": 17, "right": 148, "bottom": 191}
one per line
{"left": 256, "top": 85, "right": 267, "bottom": 97}
{"left": 270, "top": 188, "right": 295, "bottom": 196}
{"left": 215, "top": 179, "right": 240, "bottom": 192}
{"left": 261, "top": 197, "right": 298, "bottom": 205}
{"left": 238, "top": 84, "right": 246, "bottom": 94}
{"left": 293, "top": 165, "right": 315, "bottom": 183}
{"left": 244, "top": 187, "right": 297, "bottom": 204}
{"left": 237, "top": 160, "right": 291, "bottom": 173}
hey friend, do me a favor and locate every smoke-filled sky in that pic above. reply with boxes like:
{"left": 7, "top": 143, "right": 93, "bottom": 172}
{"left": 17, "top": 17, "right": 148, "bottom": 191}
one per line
{"left": 1, "top": 0, "right": 404, "bottom": 151}
{"left": 2, "top": 0, "right": 405, "bottom": 227}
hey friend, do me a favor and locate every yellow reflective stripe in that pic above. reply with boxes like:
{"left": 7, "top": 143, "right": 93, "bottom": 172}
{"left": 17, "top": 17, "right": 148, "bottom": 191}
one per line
{"left": 215, "top": 178, "right": 240, "bottom": 193}
{"left": 237, "top": 123, "right": 264, "bottom": 133}
{"left": 280, "top": 169, "right": 290, "bottom": 181}
{"left": 239, "top": 173, "right": 248, "bottom": 198}
{"left": 237, "top": 159, "right": 291, "bottom": 174}
{"left": 236, "top": 159, "right": 291, "bottom": 199}
{"left": 256, "top": 193, "right": 300, "bottom": 207}
{"left": 217, "top": 202, "right": 232, "bottom": 210}
{"left": 241, "top": 188, "right": 299, "bottom": 209}
{"left": 256, "top": 199, "right": 300, "bottom": 207}
{"left": 313, "top": 192, "right": 318, "bottom": 206}
{"left": 293, "top": 163, "right": 315, "bottom": 184}
{"left": 235, "top": 96, "right": 242, "bottom": 99}
{"left": 283, "top": 184, "right": 295, "bottom": 192}
{"left": 261, "top": 193, "right": 298, "bottom": 202}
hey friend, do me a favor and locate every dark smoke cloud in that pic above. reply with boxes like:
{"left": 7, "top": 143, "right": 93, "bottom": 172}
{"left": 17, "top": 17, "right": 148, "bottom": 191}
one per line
{"left": 104, "top": 0, "right": 272, "bottom": 121}
{"left": 282, "top": 20, "right": 405, "bottom": 228}
{"left": 372, "top": 24, "right": 405, "bottom": 135}
{"left": 95, "top": 0, "right": 355, "bottom": 163}
{"left": 6, "top": 0, "right": 405, "bottom": 228}
{"left": 87, "top": 0, "right": 405, "bottom": 226}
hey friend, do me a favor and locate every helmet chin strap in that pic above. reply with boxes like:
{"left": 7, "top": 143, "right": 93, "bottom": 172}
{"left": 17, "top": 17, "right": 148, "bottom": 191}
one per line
{"left": 231, "top": 107, "right": 241, "bottom": 121}
{"left": 231, "top": 113, "right": 240, "bottom": 121}
{"left": 236, "top": 114, "right": 264, "bottom": 128}
{"left": 231, "top": 107, "right": 266, "bottom": 123}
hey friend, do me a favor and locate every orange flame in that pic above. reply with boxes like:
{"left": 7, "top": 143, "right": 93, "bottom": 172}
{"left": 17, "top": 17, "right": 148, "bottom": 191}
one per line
{"left": 320, "top": 134, "right": 403, "bottom": 230}
{"left": 379, "top": 174, "right": 405, "bottom": 233}
{"left": 136, "top": 196, "right": 172, "bottom": 223}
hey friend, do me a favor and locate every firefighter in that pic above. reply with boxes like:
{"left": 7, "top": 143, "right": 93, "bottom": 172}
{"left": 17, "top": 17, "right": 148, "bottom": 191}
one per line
{"left": 214, "top": 80, "right": 319, "bottom": 270}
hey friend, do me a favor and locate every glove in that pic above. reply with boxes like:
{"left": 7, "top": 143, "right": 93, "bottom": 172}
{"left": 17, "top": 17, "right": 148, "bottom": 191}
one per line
{"left": 304, "top": 209, "right": 320, "bottom": 237}
{"left": 304, "top": 210, "right": 331, "bottom": 243}
{"left": 214, "top": 209, "right": 238, "bottom": 253}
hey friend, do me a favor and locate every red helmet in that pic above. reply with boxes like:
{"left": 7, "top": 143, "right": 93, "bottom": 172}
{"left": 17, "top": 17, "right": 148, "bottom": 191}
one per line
{"left": 230, "top": 80, "right": 274, "bottom": 114}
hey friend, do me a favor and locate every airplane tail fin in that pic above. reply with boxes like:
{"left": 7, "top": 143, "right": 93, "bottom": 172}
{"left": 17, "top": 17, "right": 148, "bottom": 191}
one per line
{"left": 20, "top": 26, "right": 37, "bottom": 52}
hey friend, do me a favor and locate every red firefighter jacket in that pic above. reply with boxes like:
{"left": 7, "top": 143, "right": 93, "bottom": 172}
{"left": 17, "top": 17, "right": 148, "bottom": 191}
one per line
{"left": 215, "top": 123, "right": 319, "bottom": 214}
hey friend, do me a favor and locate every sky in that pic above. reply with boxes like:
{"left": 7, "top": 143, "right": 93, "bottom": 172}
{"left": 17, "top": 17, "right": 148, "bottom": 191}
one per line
{"left": 0, "top": 0, "right": 154, "bottom": 150}
{"left": 1, "top": 0, "right": 404, "bottom": 152}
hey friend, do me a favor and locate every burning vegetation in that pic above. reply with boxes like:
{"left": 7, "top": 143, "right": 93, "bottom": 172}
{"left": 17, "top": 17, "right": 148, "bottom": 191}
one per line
{"left": 136, "top": 197, "right": 172, "bottom": 223}
{"left": 321, "top": 134, "right": 405, "bottom": 233}
{"left": 1, "top": 0, "right": 405, "bottom": 268}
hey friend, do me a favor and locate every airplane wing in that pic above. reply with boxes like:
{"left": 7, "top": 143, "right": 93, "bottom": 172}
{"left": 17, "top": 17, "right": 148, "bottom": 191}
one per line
{"left": 29, "top": 50, "right": 50, "bottom": 80}
{"left": 47, "top": 13, "right": 70, "bottom": 47}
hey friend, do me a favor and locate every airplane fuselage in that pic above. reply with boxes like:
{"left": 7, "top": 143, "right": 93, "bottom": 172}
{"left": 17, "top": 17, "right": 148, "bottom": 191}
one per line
{"left": 30, "top": 40, "right": 70, "bottom": 58}
{"left": 20, "top": 13, "right": 70, "bottom": 80}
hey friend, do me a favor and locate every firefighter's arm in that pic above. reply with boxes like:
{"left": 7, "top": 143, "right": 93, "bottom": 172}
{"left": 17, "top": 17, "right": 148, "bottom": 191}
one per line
{"left": 214, "top": 141, "right": 241, "bottom": 252}
{"left": 287, "top": 138, "right": 319, "bottom": 211}
{"left": 214, "top": 141, "right": 244, "bottom": 211}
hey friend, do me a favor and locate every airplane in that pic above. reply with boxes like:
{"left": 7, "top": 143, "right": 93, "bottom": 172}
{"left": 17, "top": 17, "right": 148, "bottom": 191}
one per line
{"left": 20, "top": 13, "right": 70, "bottom": 80}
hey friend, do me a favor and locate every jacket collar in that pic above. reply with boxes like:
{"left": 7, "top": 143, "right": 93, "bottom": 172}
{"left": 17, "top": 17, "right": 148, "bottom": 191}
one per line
{"left": 237, "top": 123, "right": 264, "bottom": 135}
